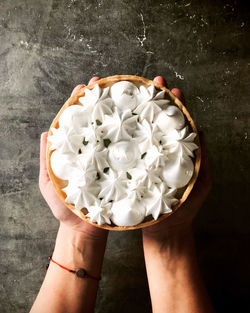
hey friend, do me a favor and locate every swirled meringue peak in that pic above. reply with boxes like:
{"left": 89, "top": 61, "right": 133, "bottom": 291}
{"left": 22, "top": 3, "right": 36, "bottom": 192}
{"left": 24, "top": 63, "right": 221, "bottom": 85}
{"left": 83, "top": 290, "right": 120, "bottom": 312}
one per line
{"left": 48, "top": 79, "right": 199, "bottom": 227}
{"left": 108, "top": 140, "right": 139, "bottom": 170}
{"left": 110, "top": 81, "right": 139, "bottom": 110}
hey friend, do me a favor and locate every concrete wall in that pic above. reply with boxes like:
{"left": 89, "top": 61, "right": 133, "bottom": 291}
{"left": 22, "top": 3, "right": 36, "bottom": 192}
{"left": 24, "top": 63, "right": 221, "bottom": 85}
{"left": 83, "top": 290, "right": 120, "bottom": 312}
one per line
{"left": 0, "top": 0, "right": 249, "bottom": 312}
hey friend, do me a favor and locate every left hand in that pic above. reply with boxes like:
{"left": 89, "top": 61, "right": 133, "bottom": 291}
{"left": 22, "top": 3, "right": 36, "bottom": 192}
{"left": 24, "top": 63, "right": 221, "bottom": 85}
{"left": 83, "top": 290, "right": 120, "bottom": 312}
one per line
{"left": 39, "top": 77, "right": 108, "bottom": 240}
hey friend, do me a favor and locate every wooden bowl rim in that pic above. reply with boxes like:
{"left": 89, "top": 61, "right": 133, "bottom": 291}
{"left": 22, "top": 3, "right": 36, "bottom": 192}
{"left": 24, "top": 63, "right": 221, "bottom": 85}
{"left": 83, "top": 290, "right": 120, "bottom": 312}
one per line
{"left": 46, "top": 75, "right": 201, "bottom": 231}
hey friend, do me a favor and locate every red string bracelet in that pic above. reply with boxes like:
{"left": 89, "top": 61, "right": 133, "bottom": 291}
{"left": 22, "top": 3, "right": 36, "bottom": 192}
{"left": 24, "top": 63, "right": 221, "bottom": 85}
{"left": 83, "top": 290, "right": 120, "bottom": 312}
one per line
{"left": 45, "top": 256, "right": 101, "bottom": 281}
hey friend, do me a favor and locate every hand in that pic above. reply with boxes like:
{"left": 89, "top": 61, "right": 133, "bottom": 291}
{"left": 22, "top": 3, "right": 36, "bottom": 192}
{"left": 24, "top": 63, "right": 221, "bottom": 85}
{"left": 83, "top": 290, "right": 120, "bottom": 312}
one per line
{"left": 142, "top": 76, "right": 212, "bottom": 241}
{"left": 39, "top": 77, "right": 107, "bottom": 240}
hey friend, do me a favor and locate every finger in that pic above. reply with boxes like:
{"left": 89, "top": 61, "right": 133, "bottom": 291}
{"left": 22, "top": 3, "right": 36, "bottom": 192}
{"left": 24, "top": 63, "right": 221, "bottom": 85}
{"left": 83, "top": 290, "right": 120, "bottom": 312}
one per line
{"left": 153, "top": 76, "right": 168, "bottom": 87}
{"left": 88, "top": 76, "right": 100, "bottom": 85}
{"left": 39, "top": 132, "right": 50, "bottom": 184}
{"left": 71, "top": 84, "right": 85, "bottom": 97}
{"left": 171, "top": 88, "right": 185, "bottom": 105}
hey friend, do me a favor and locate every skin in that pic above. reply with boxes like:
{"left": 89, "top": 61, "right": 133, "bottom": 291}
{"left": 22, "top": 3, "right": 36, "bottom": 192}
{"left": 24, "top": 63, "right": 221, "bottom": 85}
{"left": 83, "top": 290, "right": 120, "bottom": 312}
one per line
{"left": 30, "top": 76, "right": 215, "bottom": 313}
{"left": 143, "top": 76, "right": 215, "bottom": 313}
{"left": 30, "top": 77, "right": 108, "bottom": 313}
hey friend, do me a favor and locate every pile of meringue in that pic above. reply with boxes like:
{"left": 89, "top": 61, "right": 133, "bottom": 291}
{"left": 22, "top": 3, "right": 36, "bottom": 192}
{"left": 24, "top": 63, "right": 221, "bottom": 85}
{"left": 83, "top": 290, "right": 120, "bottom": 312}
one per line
{"left": 48, "top": 81, "right": 198, "bottom": 227}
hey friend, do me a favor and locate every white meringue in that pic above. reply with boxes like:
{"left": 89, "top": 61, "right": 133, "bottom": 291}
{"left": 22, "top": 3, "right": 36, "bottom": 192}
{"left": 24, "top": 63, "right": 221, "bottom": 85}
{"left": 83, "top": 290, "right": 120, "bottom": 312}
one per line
{"left": 126, "top": 167, "right": 162, "bottom": 195}
{"left": 144, "top": 144, "right": 165, "bottom": 169}
{"left": 145, "top": 167, "right": 163, "bottom": 188}
{"left": 99, "top": 107, "right": 137, "bottom": 142}
{"left": 91, "top": 98, "right": 113, "bottom": 123}
{"left": 50, "top": 151, "right": 76, "bottom": 180}
{"left": 134, "top": 86, "right": 170, "bottom": 123}
{"left": 63, "top": 181, "right": 100, "bottom": 210}
{"left": 78, "top": 85, "right": 112, "bottom": 124}
{"left": 134, "top": 101, "right": 162, "bottom": 124}
{"left": 162, "top": 126, "right": 198, "bottom": 158}
{"left": 162, "top": 155, "right": 194, "bottom": 188}
{"left": 98, "top": 168, "right": 127, "bottom": 202}
{"left": 127, "top": 168, "right": 148, "bottom": 200}
{"left": 108, "top": 140, "right": 139, "bottom": 171}
{"left": 137, "top": 84, "right": 155, "bottom": 103}
{"left": 134, "top": 119, "right": 158, "bottom": 154}
{"left": 110, "top": 81, "right": 139, "bottom": 110}
{"left": 145, "top": 184, "right": 178, "bottom": 220}
{"left": 49, "top": 81, "right": 198, "bottom": 226}
{"left": 155, "top": 105, "right": 185, "bottom": 132}
{"left": 73, "top": 159, "right": 97, "bottom": 186}
{"left": 111, "top": 194, "right": 145, "bottom": 226}
{"left": 137, "top": 84, "right": 170, "bottom": 107}
{"left": 48, "top": 127, "right": 84, "bottom": 154}
{"left": 93, "top": 149, "right": 110, "bottom": 172}
{"left": 86, "top": 200, "right": 112, "bottom": 225}
{"left": 81, "top": 122, "right": 102, "bottom": 145}
{"left": 79, "top": 84, "right": 109, "bottom": 106}
{"left": 59, "top": 105, "right": 87, "bottom": 130}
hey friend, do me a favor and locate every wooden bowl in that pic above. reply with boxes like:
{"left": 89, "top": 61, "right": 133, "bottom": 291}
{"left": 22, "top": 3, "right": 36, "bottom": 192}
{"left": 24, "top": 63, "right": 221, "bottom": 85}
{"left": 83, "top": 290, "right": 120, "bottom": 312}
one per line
{"left": 46, "top": 75, "right": 201, "bottom": 231}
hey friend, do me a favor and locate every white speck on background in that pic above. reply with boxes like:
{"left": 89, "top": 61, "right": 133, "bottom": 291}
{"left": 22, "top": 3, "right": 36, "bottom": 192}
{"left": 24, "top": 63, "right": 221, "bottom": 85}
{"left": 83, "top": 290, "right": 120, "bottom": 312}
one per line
{"left": 174, "top": 71, "right": 184, "bottom": 80}
{"left": 86, "top": 43, "right": 97, "bottom": 53}
{"left": 20, "top": 40, "right": 29, "bottom": 48}
{"left": 136, "top": 13, "right": 147, "bottom": 47}
{"left": 68, "top": 0, "right": 76, "bottom": 8}
{"left": 196, "top": 96, "right": 204, "bottom": 103}
{"left": 224, "top": 3, "right": 235, "bottom": 11}
{"left": 166, "top": 63, "right": 185, "bottom": 80}
{"left": 97, "top": 0, "right": 104, "bottom": 7}
{"left": 201, "top": 17, "right": 208, "bottom": 25}
{"left": 241, "top": 22, "right": 245, "bottom": 27}
{"left": 184, "top": 3, "right": 191, "bottom": 7}
{"left": 244, "top": 132, "right": 248, "bottom": 139}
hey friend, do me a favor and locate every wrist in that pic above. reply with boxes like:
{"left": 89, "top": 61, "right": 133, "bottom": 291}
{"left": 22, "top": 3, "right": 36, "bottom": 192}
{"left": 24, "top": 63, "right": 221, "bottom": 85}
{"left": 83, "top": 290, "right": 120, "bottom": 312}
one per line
{"left": 51, "top": 223, "right": 108, "bottom": 278}
{"left": 59, "top": 221, "right": 108, "bottom": 244}
{"left": 143, "top": 223, "right": 193, "bottom": 254}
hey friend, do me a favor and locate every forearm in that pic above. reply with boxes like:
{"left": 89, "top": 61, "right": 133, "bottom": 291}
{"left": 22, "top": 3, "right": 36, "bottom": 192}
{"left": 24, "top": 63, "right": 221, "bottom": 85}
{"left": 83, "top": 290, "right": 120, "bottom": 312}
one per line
{"left": 30, "top": 223, "right": 108, "bottom": 313}
{"left": 143, "top": 227, "right": 215, "bottom": 313}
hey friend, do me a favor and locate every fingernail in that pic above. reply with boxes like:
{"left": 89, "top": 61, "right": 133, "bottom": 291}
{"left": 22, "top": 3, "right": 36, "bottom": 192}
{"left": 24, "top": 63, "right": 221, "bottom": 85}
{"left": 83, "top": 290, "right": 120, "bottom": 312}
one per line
{"left": 154, "top": 76, "right": 168, "bottom": 87}
{"left": 41, "top": 132, "right": 48, "bottom": 138}
{"left": 171, "top": 88, "right": 185, "bottom": 104}
{"left": 88, "top": 77, "right": 100, "bottom": 85}
{"left": 71, "top": 84, "right": 85, "bottom": 96}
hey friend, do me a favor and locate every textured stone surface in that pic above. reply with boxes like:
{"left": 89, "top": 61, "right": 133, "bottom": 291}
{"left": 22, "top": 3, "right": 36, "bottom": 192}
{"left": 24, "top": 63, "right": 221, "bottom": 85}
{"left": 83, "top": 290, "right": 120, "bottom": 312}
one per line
{"left": 0, "top": 0, "right": 249, "bottom": 312}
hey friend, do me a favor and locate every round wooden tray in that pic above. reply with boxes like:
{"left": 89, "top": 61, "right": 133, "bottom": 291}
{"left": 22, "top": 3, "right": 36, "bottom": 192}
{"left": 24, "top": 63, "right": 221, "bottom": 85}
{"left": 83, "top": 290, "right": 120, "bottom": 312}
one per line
{"left": 46, "top": 75, "right": 201, "bottom": 231}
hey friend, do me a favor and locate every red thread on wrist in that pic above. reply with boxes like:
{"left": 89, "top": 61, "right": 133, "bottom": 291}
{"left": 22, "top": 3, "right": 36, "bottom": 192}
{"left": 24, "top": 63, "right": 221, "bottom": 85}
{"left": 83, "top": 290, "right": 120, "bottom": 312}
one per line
{"left": 49, "top": 256, "right": 74, "bottom": 272}
{"left": 46, "top": 256, "right": 101, "bottom": 281}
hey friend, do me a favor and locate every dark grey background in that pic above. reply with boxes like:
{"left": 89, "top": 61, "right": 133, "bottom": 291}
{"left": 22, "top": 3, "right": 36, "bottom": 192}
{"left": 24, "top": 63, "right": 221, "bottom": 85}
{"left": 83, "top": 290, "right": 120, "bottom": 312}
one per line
{"left": 0, "top": 0, "right": 249, "bottom": 312}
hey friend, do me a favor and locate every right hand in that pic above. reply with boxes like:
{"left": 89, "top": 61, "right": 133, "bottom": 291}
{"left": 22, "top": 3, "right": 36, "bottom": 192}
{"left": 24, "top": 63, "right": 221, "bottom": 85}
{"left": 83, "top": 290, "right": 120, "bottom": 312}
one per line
{"left": 142, "top": 76, "right": 212, "bottom": 241}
